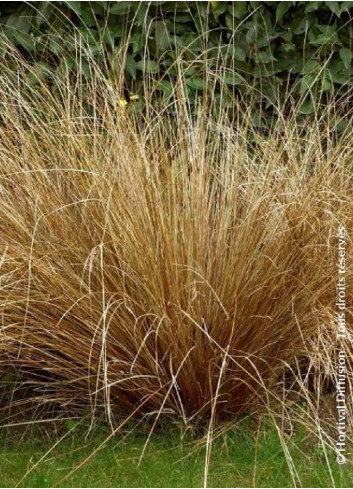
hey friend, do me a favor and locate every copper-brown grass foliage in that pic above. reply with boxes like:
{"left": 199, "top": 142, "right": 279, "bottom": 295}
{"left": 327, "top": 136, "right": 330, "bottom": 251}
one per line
{"left": 0, "top": 56, "right": 352, "bottom": 433}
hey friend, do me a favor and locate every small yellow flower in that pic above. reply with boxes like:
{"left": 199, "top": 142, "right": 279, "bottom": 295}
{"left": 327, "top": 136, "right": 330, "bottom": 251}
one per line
{"left": 118, "top": 98, "right": 128, "bottom": 108}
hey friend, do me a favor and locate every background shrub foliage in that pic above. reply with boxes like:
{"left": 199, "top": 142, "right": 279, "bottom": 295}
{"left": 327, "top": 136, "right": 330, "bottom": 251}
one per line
{"left": 1, "top": 1, "right": 353, "bottom": 122}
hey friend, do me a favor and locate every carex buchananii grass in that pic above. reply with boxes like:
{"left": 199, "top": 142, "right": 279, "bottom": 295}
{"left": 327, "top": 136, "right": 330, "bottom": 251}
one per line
{"left": 0, "top": 49, "right": 352, "bottom": 458}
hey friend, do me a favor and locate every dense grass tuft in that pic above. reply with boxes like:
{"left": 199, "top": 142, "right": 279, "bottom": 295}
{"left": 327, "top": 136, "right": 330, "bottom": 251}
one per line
{"left": 0, "top": 54, "right": 352, "bottom": 443}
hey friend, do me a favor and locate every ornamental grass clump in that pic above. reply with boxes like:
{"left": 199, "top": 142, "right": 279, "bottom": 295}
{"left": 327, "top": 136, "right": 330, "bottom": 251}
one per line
{"left": 0, "top": 52, "right": 352, "bottom": 437}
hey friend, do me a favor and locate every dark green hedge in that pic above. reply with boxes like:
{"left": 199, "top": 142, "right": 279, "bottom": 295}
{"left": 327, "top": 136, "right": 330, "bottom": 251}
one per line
{"left": 1, "top": 1, "right": 353, "bottom": 121}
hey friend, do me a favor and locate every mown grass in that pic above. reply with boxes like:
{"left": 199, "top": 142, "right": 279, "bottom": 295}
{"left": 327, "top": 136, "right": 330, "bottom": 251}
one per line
{"left": 0, "top": 418, "right": 351, "bottom": 488}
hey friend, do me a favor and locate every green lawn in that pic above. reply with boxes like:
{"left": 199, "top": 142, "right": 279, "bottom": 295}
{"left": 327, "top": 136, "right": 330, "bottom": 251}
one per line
{"left": 0, "top": 417, "right": 351, "bottom": 488}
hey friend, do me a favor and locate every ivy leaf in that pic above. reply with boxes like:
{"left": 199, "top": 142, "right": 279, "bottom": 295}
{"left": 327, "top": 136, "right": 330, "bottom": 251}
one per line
{"left": 299, "top": 73, "right": 316, "bottom": 94}
{"left": 131, "top": 31, "right": 142, "bottom": 55}
{"left": 305, "top": 2, "right": 322, "bottom": 14}
{"left": 48, "top": 32, "right": 66, "bottom": 55}
{"left": 228, "top": 2, "right": 247, "bottom": 20}
{"left": 136, "top": 4, "right": 148, "bottom": 26}
{"left": 34, "top": 61, "right": 52, "bottom": 80}
{"left": 80, "top": 4, "right": 96, "bottom": 25}
{"left": 253, "top": 51, "right": 277, "bottom": 64}
{"left": 109, "top": 2, "right": 133, "bottom": 15}
{"left": 339, "top": 48, "right": 352, "bottom": 70}
{"left": 321, "top": 74, "right": 334, "bottom": 95}
{"left": 302, "top": 60, "right": 320, "bottom": 75}
{"left": 79, "top": 59, "right": 90, "bottom": 77}
{"left": 186, "top": 77, "right": 204, "bottom": 90}
{"left": 36, "top": 2, "right": 53, "bottom": 28}
{"left": 325, "top": 1, "right": 341, "bottom": 16}
{"left": 246, "top": 25, "right": 256, "bottom": 44}
{"left": 58, "top": 57, "right": 75, "bottom": 76}
{"left": 341, "top": 1, "right": 353, "bottom": 11}
{"left": 309, "top": 25, "right": 338, "bottom": 45}
{"left": 222, "top": 72, "right": 243, "bottom": 86}
{"left": 234, "top": 47, "right": 246, "bottom": 62}
{"left": 66, "top": 2, "right": 81, "bottom": 16}
{"left": 6, "top": 9, "right": 32, "bottom": 34}
{"left": 299, "top": 99, "right": 315, "bottom": 114}
{"left": 211, "top": 2, "right": 227, "bottom": 22}
{"left": 13, "top": 31, "right": 34, "bottom": 51}
{"left": 276, "top": 2, "right": 292, "bottom": 23}
{"left": 153, "top": 21, "right": 170, "bottom": 53}
{"left": 136, "top": 59, "right": 159, "bottom": 74}
{"left": 156, "top": 79, "right": 173, "bottom": 97}
{"left": 125, "top": 55, "right": 136, "bottom": 79}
